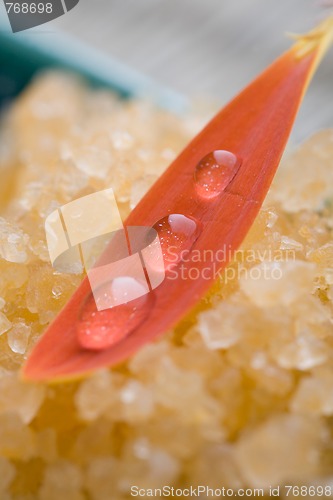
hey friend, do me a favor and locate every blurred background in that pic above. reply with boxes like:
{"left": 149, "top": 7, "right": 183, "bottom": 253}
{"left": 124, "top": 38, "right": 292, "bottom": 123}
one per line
{"left": 1, "top": 0, "right": 333, "bottom": 142}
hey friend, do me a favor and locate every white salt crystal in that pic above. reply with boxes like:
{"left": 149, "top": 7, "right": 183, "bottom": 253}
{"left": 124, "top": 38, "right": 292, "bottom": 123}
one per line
{"left": 234, "top": 414, "right": 326, "bottom": 488}
{"left": 111, "top": 130, "right": 134, "bottom": 150}
{"left": 0, "top": 374, "right": 45, "bottom": 424}
{"left": 7, "top": 322, "right": 31, "bottom": 354}
{"left": 130, "top": 174, "right": 157, "bottom": 209}
{"left": 291, "top": 369, "right": 333, "bottom": 416}
{"left": 0, "top": 218, "right": 29, "bottom": 263}
{"left": 119, "top": 380, "right": 154, "bottom": 421}
{"left": 198, "top": 303, "right": 242, "bottom": 350}
{"left": 0, "top": 312, "right": 11, "bottom": 336}
{"left": 75, "top": 370, "right": 114, "bottom": 421}
{"left": 280, "top": 236, "right": 304, "bottom": 251}
{"left": 240, "top": 260, "right": 316, "bottom": 308}
{"left": 275, "top": 328, "right": 327, "bottom": 371}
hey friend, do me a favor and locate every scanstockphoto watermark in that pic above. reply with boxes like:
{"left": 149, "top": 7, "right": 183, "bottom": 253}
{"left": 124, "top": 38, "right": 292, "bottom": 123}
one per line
{"left": 131, "top": 484, "right": 333, "bottom": 498}
{"left": 166, "top": 246, "right": 298, "bottom": 282}
{"left": 130, "top": 485, "right": 267, "bottom": 497}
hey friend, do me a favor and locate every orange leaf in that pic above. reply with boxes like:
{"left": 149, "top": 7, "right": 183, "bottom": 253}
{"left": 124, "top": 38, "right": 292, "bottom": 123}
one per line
{"left": 23, "top": 17, "right": 333, "bottom": 382}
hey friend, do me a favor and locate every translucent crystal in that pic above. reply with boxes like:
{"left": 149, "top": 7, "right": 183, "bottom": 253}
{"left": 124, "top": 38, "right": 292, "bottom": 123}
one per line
{"left": 240, "top": 260, "right": 317, "bottom": 308}
{"left": 234, "top": 414, "right": 326, "bottom": 488}
{"left": 270, "top": 130, "right": 333, "bottom": 212}
{"left": 73, "top": 144, "right": 113, "bottom": 179}
{"left": 75, "top": 370, "right": 115, "bottom": 421}
{"left": 118, "top": 439, "right": 180, "bottom": 491}
{"left": 0, "top": 218, "right": 29, "bottom": 263}
{"left": 85, "top": 457, "right": 118, "bottom": 499}
{"left": 0, "top": 413, "right": 36, "bottom": 460}
{"left": 279, "top": 235, "right": 304, "bottom": 251}
{"left": 0, "top": 312, "right": 11, "bottom": 336}
{"left": 119, "top": 380, "right": 155, "bottom": 422}
{"left": 130, "top": 174, "right": 157, "bottom": 209}
{"left": 266, "top": 209, "right": 278, "bottom": 228}
{"left": 111, "top": 130, "right": 134, "bottom": 150}
{"left": 198, "top": 302, "right": 243, "bottom": 349}
{"left": 7, "top": 321, "right": 31, "bottom": 354}
{"left": 129, "top": 341, "right": 169, "bottom": 378}
{"left": 291, "top": 368, "right": 333, "bottom": 416}
{"left": 0, "top": 374, "right": 45, "bottom": 423}
{"left": 39, "top": 460, "right": 83, "bottom": 500}
{"left": 275, "top": 328, "right": 327, "bottom": 371}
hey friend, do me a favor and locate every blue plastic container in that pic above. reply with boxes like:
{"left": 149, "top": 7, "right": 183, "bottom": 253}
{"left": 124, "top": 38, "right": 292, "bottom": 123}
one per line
{"left": 0, "top": 25, "right": 186, "bottom": 112}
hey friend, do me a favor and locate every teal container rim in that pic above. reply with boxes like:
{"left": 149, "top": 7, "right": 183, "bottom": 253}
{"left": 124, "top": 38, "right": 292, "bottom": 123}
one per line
{"left": 0, "top": 23, "right": 188, "bottom": 113}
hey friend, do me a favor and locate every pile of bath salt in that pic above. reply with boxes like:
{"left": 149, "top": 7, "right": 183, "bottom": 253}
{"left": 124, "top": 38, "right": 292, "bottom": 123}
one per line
{"left": 0, "top": 72, "right": 332, "bottom": 499}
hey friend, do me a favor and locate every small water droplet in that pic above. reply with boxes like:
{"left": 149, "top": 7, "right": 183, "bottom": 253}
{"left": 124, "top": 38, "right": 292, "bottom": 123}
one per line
{"left": 152, "top": 214, "right": 201, "bottom": 271}
{"left": 194, "top": 150, "right": 241, "bottom": 199}
{"left": 77, "top": 277, "right": 153, "bottom": 351}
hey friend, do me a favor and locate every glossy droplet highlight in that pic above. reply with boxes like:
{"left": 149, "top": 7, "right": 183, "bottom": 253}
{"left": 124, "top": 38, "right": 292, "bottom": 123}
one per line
{"left": 152, "top": 214, "right": 201, "bottom": 271}
{"left": 77, "top": 277, "right": 153, "bottom": 351}
{"left": 194, "top": 150, "right": 241, "bottom": 199}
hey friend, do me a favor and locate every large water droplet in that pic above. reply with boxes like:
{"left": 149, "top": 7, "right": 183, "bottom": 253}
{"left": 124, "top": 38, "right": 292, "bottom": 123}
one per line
{"left": 77, "top": 277, "right": 152, "bottom": 351}
{"left": 194, "top": 150, "right": 241, "bottom": 199}
{"left": 152, "top": 214, "right": 201, "bottom": 271}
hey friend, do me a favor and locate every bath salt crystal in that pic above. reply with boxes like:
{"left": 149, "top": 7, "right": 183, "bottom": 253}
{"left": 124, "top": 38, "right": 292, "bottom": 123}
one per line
{"left": 52, "top": 162, "right": 88, "bottom": 199}
{"left": 191, "top": 444, "right": 242, "bottom": 489}
{"left": 7, "top": 322, "right": 31, "bottom": 354}
{"left": 271, "top": 130, "right": 333, "bottom": 212}
{"left": 130, "top": 174, "right": 157, "bottom": 209}
{"left": 39, "top": 460, "right": 83, "bottom": 500}
{"left": 110, "top": 130, "right": 134, "bottom": 150}
{"left": 0, "top": 312, "right": 11, "bottom": 336}
{"left": 29, "top": 238, "right": 50, "bottom": 262}
{"left": 134, "top": 441, "right": 180, "bottom": 484}
{"left": 240, "top": 260, "right": 317, "bottom": 308}
{"left": 119, "top": 439, "right": 180, "bottom": 492}
{"left": 308, "top": 242, "right": 333, "bottom": 270}
{"left": 0, "top": 413, "right": 36, "bottom": 460}
{"left": 19, "top": 181, "right": 44, "bottom": 212}
{"left": 279, "top": 236, "right": 304, "bottom": 251}
{"left": 75, "top": 370, "right": 115, "bottom": 421}
{"left": 153, "top": 356, "right": 203, "bottom": 411}
{"left": 119, "top": 380, "right": 155, "bottom": 422}
{"left": 234, "top": 414, "right": 326, "bottom": 488}
{"left": 0, "top": 457, "right": 16, "bottom": 493}
{"left": 152, "top": 356, "right": 221, "bottom": 426}
{"left": 85, "top": 457, "right": 118, "bottom": 499}
{"left": 0, "top": 297, "right": 5, "bottom": 310}
{"left": 275, "top": 329, "right": 327, "bottom": 371}
{"left": 198, "top": 303, "right": 243, "bottom": 350}
{"left": 291, "top": 368, "right": 333, "bottom": 416}
{"left": 73, "top": 143, "right": 113, "bottom": 179}
{"left": 0, "top": 218, "right": 29, "bottom": 263}
{"left": 0, "top": 374, "right": 45, "bottom": 424}
{"left": 129, "top": 341, "right": 169, "bottom": 377}
{"left": 249, "top": 357, "right": 294, "bottom": 396}
{"left": 265, "top": 209, "right": 278, "bottom": 228}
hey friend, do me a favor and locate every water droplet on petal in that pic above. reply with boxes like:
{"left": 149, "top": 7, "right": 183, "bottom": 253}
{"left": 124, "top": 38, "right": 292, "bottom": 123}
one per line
{"left": 77, "top": 277, "right": 153, "bottom": 351}
{"left": 152, "top": 214, "right": 201, "bottom": 271}
{"left": 194, "top": 150, "right": 241, "bottom": 199}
